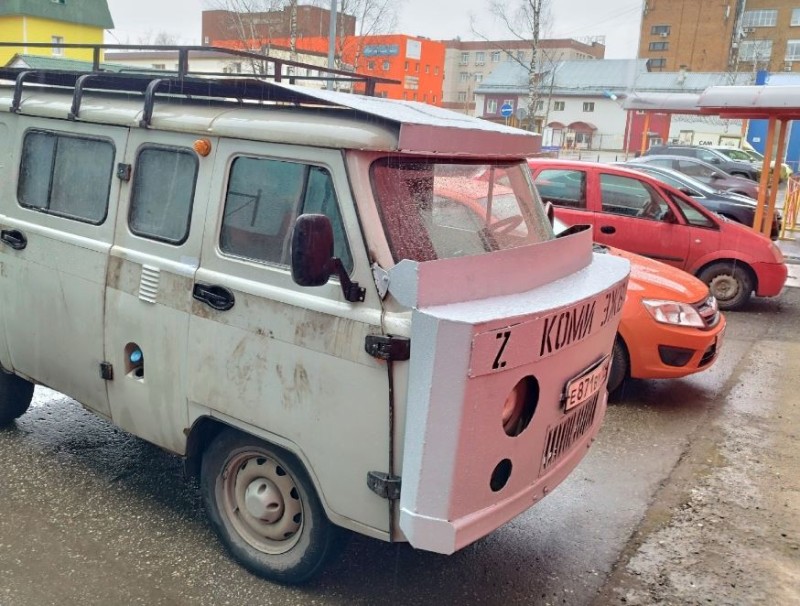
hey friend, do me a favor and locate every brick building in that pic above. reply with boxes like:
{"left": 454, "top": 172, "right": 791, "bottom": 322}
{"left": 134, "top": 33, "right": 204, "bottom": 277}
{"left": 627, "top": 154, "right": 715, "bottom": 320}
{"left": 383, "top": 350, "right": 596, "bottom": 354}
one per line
{"left": 441, "top": 38, "right": 605, "bottom": 114}
{"left": 639, "top": 0, "right": 800, "bottom": 74}
{"left": 202, "top": 6, "right": 355, "bottom": 46}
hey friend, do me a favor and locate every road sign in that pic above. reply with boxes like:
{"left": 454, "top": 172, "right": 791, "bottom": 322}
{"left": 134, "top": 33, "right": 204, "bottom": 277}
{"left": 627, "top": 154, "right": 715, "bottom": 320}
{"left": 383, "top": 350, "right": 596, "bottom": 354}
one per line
{"left": 500, "top": 102, "right": 513, "bottom": 118}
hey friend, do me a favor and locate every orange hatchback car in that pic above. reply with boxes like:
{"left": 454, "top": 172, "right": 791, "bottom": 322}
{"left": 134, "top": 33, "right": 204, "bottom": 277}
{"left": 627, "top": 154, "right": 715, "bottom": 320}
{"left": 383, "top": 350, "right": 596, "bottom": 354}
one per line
{"left": 553, "top": 218, "right": 725, "bottom": 391}
{"left": 601, "top": 243, "right": 726, "bottom": 392}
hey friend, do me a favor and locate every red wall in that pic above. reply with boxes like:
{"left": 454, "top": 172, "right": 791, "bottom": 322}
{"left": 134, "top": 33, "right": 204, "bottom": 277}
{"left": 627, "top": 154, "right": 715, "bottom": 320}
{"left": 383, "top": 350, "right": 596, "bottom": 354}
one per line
{"left": 626, "top": 111, "right": 672, "bottom": 153}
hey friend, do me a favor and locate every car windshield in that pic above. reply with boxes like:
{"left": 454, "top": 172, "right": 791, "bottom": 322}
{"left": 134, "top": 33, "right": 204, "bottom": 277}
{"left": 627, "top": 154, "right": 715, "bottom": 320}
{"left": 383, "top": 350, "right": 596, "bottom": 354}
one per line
{"left": 719, "top": 148, "right": 752, "bottom": 161}
{"left": 371, "top": 158, "right": 554, "bottom": 262}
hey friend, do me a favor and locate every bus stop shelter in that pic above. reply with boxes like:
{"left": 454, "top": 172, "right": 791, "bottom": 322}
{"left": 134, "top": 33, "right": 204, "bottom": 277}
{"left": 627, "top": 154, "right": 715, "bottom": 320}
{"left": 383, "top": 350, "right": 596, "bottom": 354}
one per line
{"left": 623, "top": 86, "right": 800, "bottom": 240}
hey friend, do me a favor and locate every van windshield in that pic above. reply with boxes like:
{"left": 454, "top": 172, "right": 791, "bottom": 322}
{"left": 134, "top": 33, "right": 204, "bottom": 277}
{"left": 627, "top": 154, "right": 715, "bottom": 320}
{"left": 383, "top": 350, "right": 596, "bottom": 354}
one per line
{"left": 371, "top": 158, "right": 554, "bottom": 262}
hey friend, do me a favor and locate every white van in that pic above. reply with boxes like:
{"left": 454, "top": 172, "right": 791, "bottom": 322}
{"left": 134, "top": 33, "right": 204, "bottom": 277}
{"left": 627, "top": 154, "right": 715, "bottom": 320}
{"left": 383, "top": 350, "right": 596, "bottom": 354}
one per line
{"left": 0, "top": 59, "right": 628, "bottom": 583}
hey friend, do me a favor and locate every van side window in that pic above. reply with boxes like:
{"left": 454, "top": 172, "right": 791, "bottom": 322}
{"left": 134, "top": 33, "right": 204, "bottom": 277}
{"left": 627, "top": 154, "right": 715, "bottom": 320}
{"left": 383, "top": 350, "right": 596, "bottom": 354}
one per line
{"left": 17, "top": 130, "right": 114, "bottom": 224}
{"left": 129, "top": 146, "right": 198, "bottom": 244}
{"left": 220, "top": 157, "right": 352, "bottom": 272}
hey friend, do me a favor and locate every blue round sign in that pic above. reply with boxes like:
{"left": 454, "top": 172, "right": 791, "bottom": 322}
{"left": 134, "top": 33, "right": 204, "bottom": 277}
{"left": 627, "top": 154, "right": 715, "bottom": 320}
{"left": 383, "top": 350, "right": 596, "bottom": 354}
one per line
{"left": 500, "top": 102, "right": 514, "bottom": 118}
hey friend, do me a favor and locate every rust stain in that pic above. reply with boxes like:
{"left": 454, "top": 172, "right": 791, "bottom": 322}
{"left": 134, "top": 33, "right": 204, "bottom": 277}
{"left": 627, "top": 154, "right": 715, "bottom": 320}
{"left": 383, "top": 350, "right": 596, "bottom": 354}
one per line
{"left": 107, "top": 256, "right": 123, "bottom": 290}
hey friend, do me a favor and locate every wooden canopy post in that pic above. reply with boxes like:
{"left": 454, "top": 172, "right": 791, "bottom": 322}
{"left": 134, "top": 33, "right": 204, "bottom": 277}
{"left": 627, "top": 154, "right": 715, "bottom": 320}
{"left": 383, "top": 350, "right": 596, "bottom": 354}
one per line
{"left": 753, "top": 116, "right": 777, "bottom": 234}
{"left": 763, "top": 119, "right": 789, "bottom": 237}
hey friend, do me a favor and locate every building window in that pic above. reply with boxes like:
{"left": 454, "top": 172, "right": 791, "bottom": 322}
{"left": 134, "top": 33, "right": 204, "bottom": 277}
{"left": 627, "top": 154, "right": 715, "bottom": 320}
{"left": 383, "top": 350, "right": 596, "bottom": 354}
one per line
{"left": 382, "top": 60, "right": 390, "bottom": 70}
{"left": 650, "top": 25, "right": 670, "bottom": 35}
{"left": 742, "top": 9, "right": 778, "bottom": 28}
{"left": 553, "top": 101, "right": 565, "bottom": 111}
{"left": 460, "top": 71, "right": 469, "bottom": 82}
{"left": 648, "top": 57, "right": 667, "bottom": 70}
{"left": 129, "top": 146, "right": 198, "bottom": 244}
{"left": 487, "top": 99, "right": 498, "bottom": 114}
{"left": 434, "top": 66, "right": 439, "bottom": 75}
{"left": 583, "top": 102, "right": 595, "bottom": 112}
{"left": 491, "top": 51, "right": 501, "bottom": 62}
{"left": 367, "top": 61, "right": 375, "bottom": 70}
{"left": 739, "top": 40, "right": 773, "bottom": 62}
{"left": 503, "top": 98, "right": 514, "bottom": 108}
{"left": 415, "top": 63, "right": 419, "bottom": 72}
{"left": 458, "top": 91, "right": 467, "bottom": 102}
{"left": 51, "top": 35, "right": 64, "bottom": 56}
{"left": 18, "top": 130, "right": 114, "bottom": 225}
{"left": 787, "top": 40, "right": 800, "bottom": 61}
{"left": 475, "top": 73, "right": 483, "bottom": 82}
{"left": 649, "top": 41, "right": 668, "bottom": 51}
{"left": 152, "top": 63, "right": 166, "bottom": 70}
{"left": 475, "top": 51, "right": 485, "bottom": 65}
{"left": 432, "top": 95, "right": 436, "bottom": 104}
{"left": 404, "top": 76, "right": 419, "bottom": 90}
{"left": 516, "top": 50, "right": 526, "bottom": 62}
{"left": 460, "top": 52, "right": 469, "bottom": 65}
{"left": 425, "top": 64, "right": 430, "bottom": 73}
{"left": 793, "top": 8, "right": 800, "bottom": 26}
{"left": 535, "top": 100, "right": 544, "bottom": 111}
{"left": 404, "top": 61, "right": 409, "bottom": 71}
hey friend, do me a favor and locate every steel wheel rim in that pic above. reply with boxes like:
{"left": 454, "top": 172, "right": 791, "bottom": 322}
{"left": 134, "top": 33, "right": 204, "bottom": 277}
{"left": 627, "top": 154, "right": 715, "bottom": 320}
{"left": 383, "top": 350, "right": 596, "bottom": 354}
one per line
{"left": 219, "top": 450, "right": 304, "bottom": 555}
{"left": 708, "top": 274, "right": 739, "bottom": 302}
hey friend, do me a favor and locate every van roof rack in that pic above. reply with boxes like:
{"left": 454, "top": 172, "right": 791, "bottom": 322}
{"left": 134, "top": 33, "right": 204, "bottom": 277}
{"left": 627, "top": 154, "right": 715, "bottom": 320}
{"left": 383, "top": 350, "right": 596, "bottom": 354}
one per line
{"left": 0, "top": 42, "right": 399, "bottom": 127}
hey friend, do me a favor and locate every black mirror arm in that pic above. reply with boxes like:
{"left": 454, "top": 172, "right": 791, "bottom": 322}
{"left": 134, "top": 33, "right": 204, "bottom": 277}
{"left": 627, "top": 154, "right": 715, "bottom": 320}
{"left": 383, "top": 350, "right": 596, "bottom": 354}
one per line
{"left": 329, "top": 257, "right": 366, "bottom": 303}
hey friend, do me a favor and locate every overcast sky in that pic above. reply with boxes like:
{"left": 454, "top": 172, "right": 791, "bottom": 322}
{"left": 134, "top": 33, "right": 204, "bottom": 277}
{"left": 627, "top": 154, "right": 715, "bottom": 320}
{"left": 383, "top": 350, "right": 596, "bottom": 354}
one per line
{"left": 105, "top": 0, "right": 643, "bottom": 58}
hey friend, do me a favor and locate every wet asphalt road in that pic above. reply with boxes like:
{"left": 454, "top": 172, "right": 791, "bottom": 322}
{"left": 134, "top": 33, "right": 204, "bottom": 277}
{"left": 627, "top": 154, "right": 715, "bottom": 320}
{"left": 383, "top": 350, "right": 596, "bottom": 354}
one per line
{"left": 0, "top": 289, "right": 797, "bottom": 606}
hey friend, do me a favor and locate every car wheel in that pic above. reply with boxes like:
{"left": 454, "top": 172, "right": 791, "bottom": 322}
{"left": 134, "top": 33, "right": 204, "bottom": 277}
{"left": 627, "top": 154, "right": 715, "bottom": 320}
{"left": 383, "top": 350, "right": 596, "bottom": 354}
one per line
{"left": 607, "top": 338, "right": 628, "bottom": 395}
{"left": 697, "top": 262, "right": 753, "bottom": 311}
{"left": 0, "top": 370, "right": 34, "bottom": 426}
{"left": 201, "top": 428, "right": 345, "bottom": 584}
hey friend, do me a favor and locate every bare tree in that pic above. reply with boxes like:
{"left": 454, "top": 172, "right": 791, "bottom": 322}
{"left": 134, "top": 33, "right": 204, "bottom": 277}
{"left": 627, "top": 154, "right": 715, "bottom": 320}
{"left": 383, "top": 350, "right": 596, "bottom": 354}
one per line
{"left": 135, "top": 31, "right": 181, "bottom": 46}
{"left": 472, "top": 0, "right": 552, "bottom": 131}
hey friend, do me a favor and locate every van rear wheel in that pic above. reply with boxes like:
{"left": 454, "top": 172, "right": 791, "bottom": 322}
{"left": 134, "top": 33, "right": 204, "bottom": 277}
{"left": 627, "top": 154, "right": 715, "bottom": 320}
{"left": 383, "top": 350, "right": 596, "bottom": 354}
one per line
{"left": 0, "top": 370, "right": 34, "bottom": 426}
{"left": 200, "top": 428, "right": 343, "bottom": 584}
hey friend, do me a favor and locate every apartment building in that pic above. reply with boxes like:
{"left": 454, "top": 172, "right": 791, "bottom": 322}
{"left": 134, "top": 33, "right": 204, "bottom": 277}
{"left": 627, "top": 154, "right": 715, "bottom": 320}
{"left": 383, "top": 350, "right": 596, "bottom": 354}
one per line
{"left": 639, "top": 0, "right": 800, "bottom": 74}
{"left": 0, "top": 0, "right": 114, "bottom": 65}
{"left": 442, "top": 38, "right": 605, "bottom": 114}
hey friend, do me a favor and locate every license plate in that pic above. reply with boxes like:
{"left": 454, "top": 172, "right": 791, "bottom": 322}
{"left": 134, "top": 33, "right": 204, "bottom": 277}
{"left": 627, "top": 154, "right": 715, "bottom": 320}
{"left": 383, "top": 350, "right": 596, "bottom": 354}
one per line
{"left": 563, "top": 355, "right": 610, "bottom": 412}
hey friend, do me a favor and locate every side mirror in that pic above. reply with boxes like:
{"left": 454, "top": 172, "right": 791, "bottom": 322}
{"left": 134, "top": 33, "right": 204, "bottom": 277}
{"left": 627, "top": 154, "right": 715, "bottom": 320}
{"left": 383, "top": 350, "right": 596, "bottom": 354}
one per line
{"left": 679, "top": 187, "right": 695, "bottom": 196}
{"left": 709, "top": 157, "right": 720, "bottom": 164}
{"left": 291, "top": 214, "right": 334, "bottom": 287}
{"left": 290, "top": 214, "right": 366, "bottom": 302}
{"left": 662, "top": 208, "right": 678, "bottom": 223}
{"left": 710, "top": 171, "right": 723, "bottom": 180}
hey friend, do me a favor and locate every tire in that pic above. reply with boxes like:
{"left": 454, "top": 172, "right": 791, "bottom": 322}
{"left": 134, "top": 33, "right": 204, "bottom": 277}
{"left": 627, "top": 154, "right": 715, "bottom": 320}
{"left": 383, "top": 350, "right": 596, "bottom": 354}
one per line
{"left": 697, "top": 262, "right": 754, "bottom": 311}
{"left": 200, "top": 428, "right": 344, "bottom": 584}
{"left": 0, "top": 370, "right": 34, "bottom": 426}
{"left": 607, "top": 338, "right": 628, "bottom": 395}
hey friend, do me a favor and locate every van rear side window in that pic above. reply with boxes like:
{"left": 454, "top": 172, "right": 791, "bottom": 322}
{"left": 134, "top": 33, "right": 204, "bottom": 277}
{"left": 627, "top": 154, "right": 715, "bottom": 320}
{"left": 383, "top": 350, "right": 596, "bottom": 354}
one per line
{"left": 17, "top": 130, "right": 114, "bottom": 224}
{"left": 129, "top": 146, "right": 198, "bottom": 244}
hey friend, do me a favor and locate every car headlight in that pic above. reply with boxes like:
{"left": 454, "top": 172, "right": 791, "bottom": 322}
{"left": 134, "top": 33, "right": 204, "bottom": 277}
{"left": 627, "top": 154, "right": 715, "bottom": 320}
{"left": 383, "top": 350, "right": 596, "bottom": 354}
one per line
{"left": 641, "top": 299, "right": 705, "bottom": 328}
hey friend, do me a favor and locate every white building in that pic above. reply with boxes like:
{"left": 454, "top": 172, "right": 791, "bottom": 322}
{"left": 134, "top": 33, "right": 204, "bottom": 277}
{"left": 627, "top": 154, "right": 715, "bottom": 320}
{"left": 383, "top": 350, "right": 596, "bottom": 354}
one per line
{"left": 475, "top": 59, "right": 752, "bottom": 151}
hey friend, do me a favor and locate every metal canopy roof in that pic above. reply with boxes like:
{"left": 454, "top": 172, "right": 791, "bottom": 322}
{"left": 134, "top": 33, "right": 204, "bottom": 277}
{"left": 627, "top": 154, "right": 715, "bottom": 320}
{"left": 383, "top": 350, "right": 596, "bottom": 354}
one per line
{"left": 623, "top": 85, "right": 800, "bottom": 119}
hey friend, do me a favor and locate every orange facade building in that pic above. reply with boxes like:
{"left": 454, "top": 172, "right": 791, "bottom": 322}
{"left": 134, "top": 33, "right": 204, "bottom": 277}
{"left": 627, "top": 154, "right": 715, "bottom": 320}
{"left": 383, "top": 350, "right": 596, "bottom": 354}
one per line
{"left": 215, "top": 33, "right": 445, "bottom": 104}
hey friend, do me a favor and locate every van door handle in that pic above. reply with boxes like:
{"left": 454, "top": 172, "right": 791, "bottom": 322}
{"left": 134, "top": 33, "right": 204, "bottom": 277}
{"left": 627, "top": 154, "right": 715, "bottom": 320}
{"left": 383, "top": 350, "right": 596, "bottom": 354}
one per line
{"left": 0, "top": 229, "right": 27, "bottom": 250}
{"left": 600, "top": 225, "right": 616, "bottom": 234}
{"left": 193, "top": 283, "right": 235, "bottom": 311}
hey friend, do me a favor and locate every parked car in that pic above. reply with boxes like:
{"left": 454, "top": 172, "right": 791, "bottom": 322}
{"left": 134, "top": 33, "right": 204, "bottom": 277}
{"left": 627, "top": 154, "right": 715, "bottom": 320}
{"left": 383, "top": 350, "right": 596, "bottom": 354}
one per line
{"left": 631, "top": 155, "right": 760, "bottom": 199}
{"left": 553, "top": 218, "right": 726, "bottom": 393}
{"left": 642, "top": 144, "right": 760, "bottom": 181}
{"left": 720, "top": 145, "right": 794, "bottom": 182}
{"left": 529, "top": 159, "right": 788, "bottom": 310}
{"left": 620, "top": 162, "right": 781, "bottom": 240}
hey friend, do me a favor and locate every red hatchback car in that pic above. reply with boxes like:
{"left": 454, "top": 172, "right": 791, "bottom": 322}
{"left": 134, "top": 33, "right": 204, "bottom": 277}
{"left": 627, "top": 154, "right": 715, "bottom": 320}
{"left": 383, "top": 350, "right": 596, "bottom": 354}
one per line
{"left": 529, "top": 160, "right": 787, "bottom": 311}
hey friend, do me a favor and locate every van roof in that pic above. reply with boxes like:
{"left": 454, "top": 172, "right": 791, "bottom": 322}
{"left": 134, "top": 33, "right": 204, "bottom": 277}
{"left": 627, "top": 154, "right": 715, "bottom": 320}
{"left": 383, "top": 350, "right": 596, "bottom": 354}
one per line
{"left": 0, "top": 69, "right": 540, "bottom": 157}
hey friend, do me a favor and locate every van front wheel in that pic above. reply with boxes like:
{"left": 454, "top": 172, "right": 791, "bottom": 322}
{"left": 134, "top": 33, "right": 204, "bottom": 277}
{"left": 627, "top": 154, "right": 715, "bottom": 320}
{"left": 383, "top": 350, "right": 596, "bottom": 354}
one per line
{"left": 200, "top": 428, "right": 343, "bottom": 584}
{"left": 0, "top": 370, "right": 34, "bottom": 426}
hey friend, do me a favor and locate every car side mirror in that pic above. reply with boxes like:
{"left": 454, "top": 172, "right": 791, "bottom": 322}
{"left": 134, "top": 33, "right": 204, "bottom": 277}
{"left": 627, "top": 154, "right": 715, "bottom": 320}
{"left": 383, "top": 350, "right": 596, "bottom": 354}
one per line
{"left": 710, "top": 171, "right": 723, "bottom": 180}
{"left": 291, "top": 214, "right": 365, "bottom": 302}
{"left": 662, "top": 208, "right": 678, "bottom": 223}
{"left": 679, "top": 187, "right": 694, "bottom": 196}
